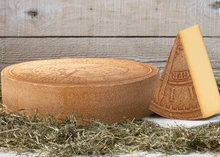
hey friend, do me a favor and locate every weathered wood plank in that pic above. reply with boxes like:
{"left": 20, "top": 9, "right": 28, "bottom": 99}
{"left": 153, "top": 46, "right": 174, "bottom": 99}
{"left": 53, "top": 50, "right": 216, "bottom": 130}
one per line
{"left": 0, "top": 0, "right": 219, "bottom": 36}
{"left": 1, "top": 37, "right": 220, "bottom": 80}
{"left": 0, "top": 63, "right": 10, "bottom": 71}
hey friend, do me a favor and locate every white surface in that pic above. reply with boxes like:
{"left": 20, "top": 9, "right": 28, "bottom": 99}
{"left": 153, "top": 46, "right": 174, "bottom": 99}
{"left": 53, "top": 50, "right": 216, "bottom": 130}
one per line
{"left": 143, "top": 113, "right": 220, "bottom": 128}
{"left": 121, "top": 152, "right": 219, "bottom": 157}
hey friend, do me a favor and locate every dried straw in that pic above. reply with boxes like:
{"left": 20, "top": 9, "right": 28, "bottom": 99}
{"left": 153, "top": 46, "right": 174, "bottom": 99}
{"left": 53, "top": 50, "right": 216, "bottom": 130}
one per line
{"left": 0, "top": 85, "right": 220, "bottom": 156}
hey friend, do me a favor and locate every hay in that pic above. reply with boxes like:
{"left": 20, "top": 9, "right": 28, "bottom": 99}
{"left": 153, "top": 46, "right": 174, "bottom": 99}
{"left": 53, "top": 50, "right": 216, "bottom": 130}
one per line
{"left": 0, "top": 85, "right": 220, "bottom": 156}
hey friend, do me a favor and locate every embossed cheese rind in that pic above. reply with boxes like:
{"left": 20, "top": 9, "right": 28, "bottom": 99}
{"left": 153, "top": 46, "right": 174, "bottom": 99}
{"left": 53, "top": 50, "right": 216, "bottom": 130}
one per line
{"left": 1, "top": 58, "right": 159, "bottom": 123}
{"left": 150, "top": 36, "right": 203, "bottom": 119}
{"left": 150, "top": 25, "right": 220, "bottom": 120}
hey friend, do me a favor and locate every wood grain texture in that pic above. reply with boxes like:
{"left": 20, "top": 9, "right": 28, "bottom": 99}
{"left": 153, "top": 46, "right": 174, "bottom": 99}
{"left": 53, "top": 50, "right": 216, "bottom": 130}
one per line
{"left": 1, "top": 37, "right": 220, "bottom": 79}
{"left": 0, "top": 0, "right": 220, "bottom": 36}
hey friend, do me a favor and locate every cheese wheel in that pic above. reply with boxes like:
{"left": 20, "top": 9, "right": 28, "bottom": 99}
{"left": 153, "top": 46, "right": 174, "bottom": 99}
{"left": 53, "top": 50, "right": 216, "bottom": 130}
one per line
{"left": 1, "top": 58, "right": 159, "bottom": 123}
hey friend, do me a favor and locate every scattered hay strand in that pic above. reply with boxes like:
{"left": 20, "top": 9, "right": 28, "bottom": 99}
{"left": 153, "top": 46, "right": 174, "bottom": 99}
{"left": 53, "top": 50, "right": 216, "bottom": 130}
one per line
{"left": 1, "top": 85, "right": 220, "bottom": 156}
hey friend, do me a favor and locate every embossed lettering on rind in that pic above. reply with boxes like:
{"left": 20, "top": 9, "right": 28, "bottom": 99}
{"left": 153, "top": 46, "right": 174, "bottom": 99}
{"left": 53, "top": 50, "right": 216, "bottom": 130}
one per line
{"left": 169, "top": 87, "right": 175, "bottom": 102}
{"left": 149, "top": 35, "right": 203, "bottom": 120}
{"left": 172, "top": 70, "right": 190, "bottom": 80}
{"left": 188, "top": 86, "right": 194, "bottom": 99}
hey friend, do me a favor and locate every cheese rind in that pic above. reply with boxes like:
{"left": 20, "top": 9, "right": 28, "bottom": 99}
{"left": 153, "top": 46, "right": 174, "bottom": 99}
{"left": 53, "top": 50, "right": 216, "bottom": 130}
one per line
{"left": 179, "top": 25, "right": 220, "bottom": 118}
{"left": 1, "top": 58, "right": 159, "bottom": 124}
{"left": 150, "top": 25, "right": 220, "bottom": 119}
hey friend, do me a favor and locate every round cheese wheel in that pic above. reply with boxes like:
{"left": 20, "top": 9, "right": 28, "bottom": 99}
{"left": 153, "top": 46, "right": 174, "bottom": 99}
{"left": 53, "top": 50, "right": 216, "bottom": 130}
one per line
{"left": 1, "top": 58, "right": 159, "bottom": 123}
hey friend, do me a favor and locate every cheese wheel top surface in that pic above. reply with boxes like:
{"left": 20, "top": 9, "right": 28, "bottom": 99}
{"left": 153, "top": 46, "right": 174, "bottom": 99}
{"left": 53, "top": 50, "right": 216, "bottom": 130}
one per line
{"left": 2, "top": 58, "right": 158, "bottom": 86}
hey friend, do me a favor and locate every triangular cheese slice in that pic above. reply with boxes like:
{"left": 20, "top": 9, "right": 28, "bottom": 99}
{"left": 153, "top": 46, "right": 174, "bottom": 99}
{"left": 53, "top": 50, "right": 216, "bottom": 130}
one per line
{"left": 150, "top": 25, "right": 220, "bottom": 120}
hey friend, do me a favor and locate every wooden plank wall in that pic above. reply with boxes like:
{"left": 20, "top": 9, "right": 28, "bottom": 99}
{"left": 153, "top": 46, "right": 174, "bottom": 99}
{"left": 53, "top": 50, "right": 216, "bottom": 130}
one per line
{"left": 1, "top": 0, "right": 220, "bottom": 79}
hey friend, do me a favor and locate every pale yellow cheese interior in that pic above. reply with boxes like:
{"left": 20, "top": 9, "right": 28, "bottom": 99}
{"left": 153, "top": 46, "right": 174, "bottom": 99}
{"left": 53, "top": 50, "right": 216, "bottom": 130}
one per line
{"left": 179, "top": 25, "right": 220, "bottom": 118}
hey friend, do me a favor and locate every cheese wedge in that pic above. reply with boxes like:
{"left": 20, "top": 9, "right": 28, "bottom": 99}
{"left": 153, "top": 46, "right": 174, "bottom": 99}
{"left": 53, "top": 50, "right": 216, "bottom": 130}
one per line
{"left": 150, "top": 25, "right": 220, "bottom": 119}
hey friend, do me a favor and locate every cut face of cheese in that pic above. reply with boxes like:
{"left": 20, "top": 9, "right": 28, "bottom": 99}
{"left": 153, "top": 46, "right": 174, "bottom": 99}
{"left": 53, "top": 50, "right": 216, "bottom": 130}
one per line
{"left": 150, "top": 25, "right": 220, "bottom": 120}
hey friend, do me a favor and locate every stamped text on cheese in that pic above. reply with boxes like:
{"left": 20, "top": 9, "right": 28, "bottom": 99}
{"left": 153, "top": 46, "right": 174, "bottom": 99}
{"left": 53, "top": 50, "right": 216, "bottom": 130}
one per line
{"left": 172, "top": 70, "right": 190, "bottom": 80}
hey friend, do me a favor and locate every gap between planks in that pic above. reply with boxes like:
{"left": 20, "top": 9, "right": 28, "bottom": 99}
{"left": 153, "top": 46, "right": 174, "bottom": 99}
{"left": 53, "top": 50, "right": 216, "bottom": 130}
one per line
{"left": 0, "top": 36, "right": 220, "bottom": 38}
